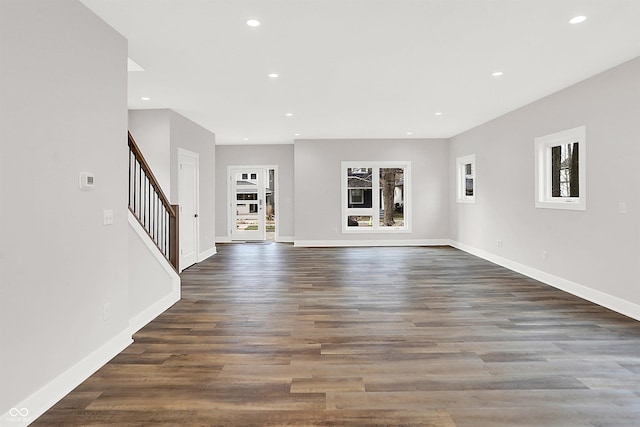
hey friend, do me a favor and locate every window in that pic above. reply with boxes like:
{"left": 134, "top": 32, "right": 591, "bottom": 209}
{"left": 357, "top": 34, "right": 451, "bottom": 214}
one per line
{"left": 535, "top": 126, "right": 586, "bottom": 210}
{"left": 456, "top": 154, "right": 476, "bottom": 203}
{"left": 351, "top": 167, "right": 369, "bottom": 174}
{"left": 349, "top": 189, "right": 365, "bottom": 205}
{"left": 342, "top": 162, "right": 410, "bottom": 232}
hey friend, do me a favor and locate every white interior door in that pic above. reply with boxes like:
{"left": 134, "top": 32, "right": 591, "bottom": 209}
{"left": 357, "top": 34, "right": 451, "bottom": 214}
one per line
{"left": 179, "top": 150, "right": 199, "bottom": 270}
{"left": 230, "top": 168, "right": 265, "bottom": 241}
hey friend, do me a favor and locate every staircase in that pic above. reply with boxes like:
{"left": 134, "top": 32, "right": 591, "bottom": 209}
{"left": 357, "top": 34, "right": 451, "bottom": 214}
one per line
{"left": 127, "top": 131, "right": 181, "bottom": 334}
{"left": 128, "top": 131, "right": 179, "bottom": 271}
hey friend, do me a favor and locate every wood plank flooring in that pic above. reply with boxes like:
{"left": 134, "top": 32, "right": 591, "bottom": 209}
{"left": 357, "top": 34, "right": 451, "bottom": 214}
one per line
{"left": 33, "top": 244, "right": 640, "bottom": 426}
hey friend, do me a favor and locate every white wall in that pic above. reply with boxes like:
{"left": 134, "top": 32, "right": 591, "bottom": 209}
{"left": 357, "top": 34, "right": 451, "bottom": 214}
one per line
{"left": 128, "top": 213, "right": 179, "bottom": 334}
{"left": 215, "top": 144, "right": 295, "bottom": 241}
{"left": 128, "top": 109, "right": 171, "bottom": 199}
{"left": 294, "top": 139, "right": 449, "bottom": 245}
{"left": 0, "top": 0, "right": 129, "bottom": 420}
{"left": 129, "top": 109, "right": 216, "bottom": 260}
{"left": 170, "top": 111, "right": 216, "bottom": 257}
{"left": 0, "top": 4, "right": 636, "bottom": 424}
{"left": 449, "top": 56, "right": 640, "bottom": 315}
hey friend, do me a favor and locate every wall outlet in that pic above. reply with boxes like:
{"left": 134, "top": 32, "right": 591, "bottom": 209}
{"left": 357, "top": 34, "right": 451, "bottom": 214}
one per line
{"left": 103, "top": 302, "right": 111, "bottom": 321}
{"left": 496, "top": 239, "right": 503, "bottom": 248}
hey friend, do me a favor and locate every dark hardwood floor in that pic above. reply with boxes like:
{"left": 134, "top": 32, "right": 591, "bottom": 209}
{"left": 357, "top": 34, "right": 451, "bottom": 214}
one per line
{"left": 34, "top": 244, "right": 640, "bottom": 426}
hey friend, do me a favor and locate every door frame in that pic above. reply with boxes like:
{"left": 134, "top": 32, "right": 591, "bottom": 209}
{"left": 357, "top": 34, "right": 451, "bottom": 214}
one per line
{"left": 227, "top": 165, "right": 279, "bottom": 242}
{"left": 178, "top": 148, "right": 200, "bottom": 271}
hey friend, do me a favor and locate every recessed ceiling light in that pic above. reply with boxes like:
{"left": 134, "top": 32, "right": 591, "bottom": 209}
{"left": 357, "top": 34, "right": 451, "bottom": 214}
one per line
{"left": 294, "top": 133, "right": 301, "bottom": 137}
{"left": 406, "top": 132, "right": 413, "bottom": 135}
{"left": 569, "top": 15, "right": 587, "bottom": 24}
{"left": 285, "top": 113, "right": 293, "bottom": 117}
{"left": 246, "top": 19, "right": 260, "bottom": 27}
{"left": 268, "top": 73, "right": 279, "bottom": 78}
{"left": 435, "top": 112, "right": 443, "bottom": 116}
{"left": 141, "top": 97, "right": 150, "bottom": 101}
{"left": 243, "top": 137, "right": 249, "bottom": 141}
{"left": 492, "top": 71, "right": 504, "bottom": 77}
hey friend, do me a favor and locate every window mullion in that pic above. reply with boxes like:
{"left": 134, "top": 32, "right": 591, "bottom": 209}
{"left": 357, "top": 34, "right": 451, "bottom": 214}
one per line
{"left": 372, "top": 166, "right": 380, "bottom": 230}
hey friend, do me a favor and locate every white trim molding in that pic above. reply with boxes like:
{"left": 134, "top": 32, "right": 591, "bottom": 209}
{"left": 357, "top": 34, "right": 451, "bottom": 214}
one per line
{"left": 450, "top": 240, "right": 640, "bottom": 321}
{"left": 129, "top": 290, "right": 180, "bottom": 335}
{"left": 456, "top": 153, "right": 476, "bottom": 204}
{"left": 227, "top": 164, "right": 280, "bottom": 243}
{"left": 215, "top": 237, "right": 294, "bottom": 244}
{"left": 535, "top": 125, "right": 586, "bottom": 210}
{"left": 128, "top": 211, "right": 181, "bottom": 334}
{"left": 341, "top": 161, "right": 411, "bottom": 233}
{"left": 198, "top": 246, "right": 217, "bottom": 262}
{"left": 1, "top": 329, "right": 132, "bottom": 427}
{"left": 294, "top": 239, "right": 449, "bottom": 248}
{"left": 128, "top": 212, "right": 180, "bottom": 280}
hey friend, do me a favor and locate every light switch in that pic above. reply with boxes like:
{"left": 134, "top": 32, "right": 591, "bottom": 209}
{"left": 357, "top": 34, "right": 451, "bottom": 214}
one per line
{"left": 103, "top": 209, "right": 114, "bottom": 225}
{"left": 618, "top": 202, "right": 627, "bottom": 214}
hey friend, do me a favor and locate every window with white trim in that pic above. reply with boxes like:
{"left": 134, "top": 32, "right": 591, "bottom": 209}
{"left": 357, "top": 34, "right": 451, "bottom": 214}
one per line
{"left": 456, "top": 154, "right": 476, "bottom": 203}
{"left": 342, "top": 161, "right": 410, "bottom": 232}
{"left": 535, "top": 126, "right": 586, "bottom": 210}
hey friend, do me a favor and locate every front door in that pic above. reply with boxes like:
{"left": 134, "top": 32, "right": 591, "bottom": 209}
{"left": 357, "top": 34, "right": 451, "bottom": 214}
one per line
{"left": 230, "top": 168, "right": 266, "bottom": 241}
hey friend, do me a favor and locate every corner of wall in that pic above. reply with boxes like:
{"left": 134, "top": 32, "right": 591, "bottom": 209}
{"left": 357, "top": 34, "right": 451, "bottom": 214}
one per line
{"left": 198, "top": 246, "right": 217, "bottom": 262}
{"left": 128, "top": 211, "right": 181, "bottom": 334}
{"left": 450, "top": 240, "right": 640, "bottom": 322}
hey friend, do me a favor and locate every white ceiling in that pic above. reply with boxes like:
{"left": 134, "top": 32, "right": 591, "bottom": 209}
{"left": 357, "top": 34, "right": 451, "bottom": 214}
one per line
{"left": 80, "top": 0, "right": 640, "bottom": 145}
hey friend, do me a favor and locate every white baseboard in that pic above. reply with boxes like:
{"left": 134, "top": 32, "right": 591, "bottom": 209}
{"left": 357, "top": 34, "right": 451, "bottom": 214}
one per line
{"left": 1, "top": 329, "right": 132, "bottom": 427}
{"left": 6, "top": 214, "right": 181, "bottom": 425}
{"left": 294, "top": 239, "right": 450, "bottom": 247}
{"left": 128, "top": 211, "right": 181, "bottom": 335}
{"left": 128, "top": 212, "right": 180, "bottom": 335}
{"left": 198, "top": 246, "right": 217, "bottom": 262}
{"left": 129, "top": 287, "right": 180, "bottom": 335}
{"left": 216, "top": 236, "right": 295, "bottom": 244}
{"left": 450, "top": 240, "right": 640, "bottom": 321}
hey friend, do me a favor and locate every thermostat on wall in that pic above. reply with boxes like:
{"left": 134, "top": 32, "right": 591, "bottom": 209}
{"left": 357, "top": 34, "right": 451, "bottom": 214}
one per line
{"left": 79, "top": 172, "right": 95, "bottom": 189}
